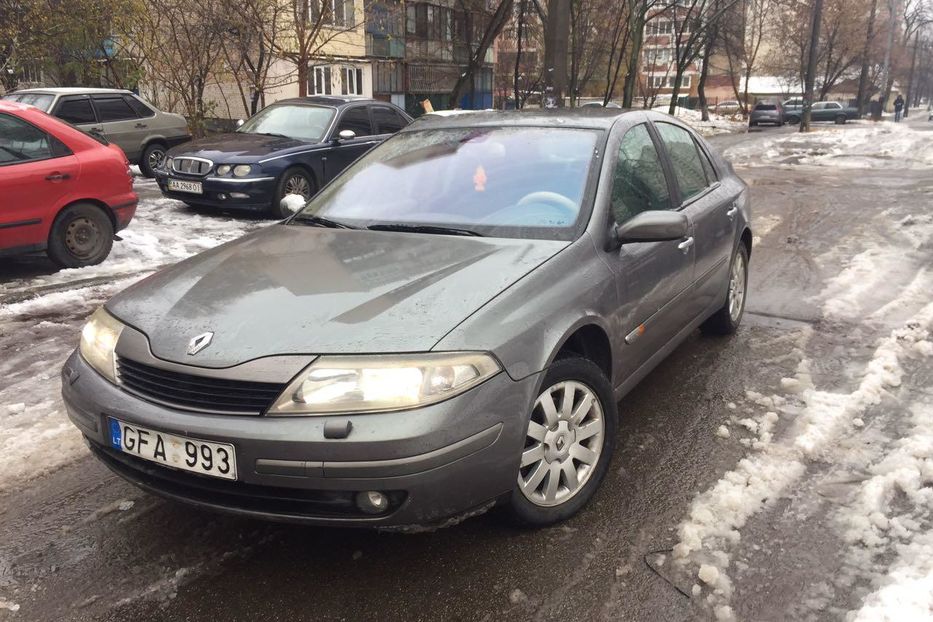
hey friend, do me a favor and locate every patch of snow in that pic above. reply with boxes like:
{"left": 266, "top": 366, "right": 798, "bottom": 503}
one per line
{"left": 716, "top": 425, "right": 731, "bottom": 439}
{"left": 280, "top": 193, "right": 306, "bottom": 214}
{"left": 0, "top": 597, "right": 20, "bottom": 612}
{"left": 652, "top": 105, "right": 747, "bottom": 137}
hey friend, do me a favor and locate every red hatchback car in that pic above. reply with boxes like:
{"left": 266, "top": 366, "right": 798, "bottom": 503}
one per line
{"left": 0, "top": 100, "right": 137, "bottom": 267}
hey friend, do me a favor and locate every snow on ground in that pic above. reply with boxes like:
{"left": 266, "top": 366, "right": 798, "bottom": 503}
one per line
{"left": 671, "top": 192, "right": 933, "bottom": 620}
{"left": 723, "top": 122, "right": 933, "bottom": 169}
{"left": 653, "top": 105, "right": 748, "bottom": 137}
{"left": 0, "top": 180, "right": 267, "bottom": 494}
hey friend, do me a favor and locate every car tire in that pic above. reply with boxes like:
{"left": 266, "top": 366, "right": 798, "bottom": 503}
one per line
{"left": 271, "top": 167, "right": 316, "bottom": 219}
{"left": 749, "top": 121, "right": 758, "bottom": 127}
{"left": 46, "top": 203, "right": 114, "bottom": 269}
{"left": 139, "top": 142, "right": 167, "bottom": 178}
{"left": 835, "top": 115, "right": 847, "bottom": 124}
{"left": 505, "top": 357, "right": 617, "bottom": 527}
{"left": 701, "top": 243, "right": 749, "bottom": 336}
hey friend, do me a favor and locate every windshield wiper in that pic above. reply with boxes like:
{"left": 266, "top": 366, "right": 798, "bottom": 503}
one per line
{"left": 367, "top": 223, "right": 483, "bottom": 237}
{"left": 291, "top": 214, "right": 357, "bottom": 229}
{"left": 247, "top": 131, "right": 290, "bottom": 138}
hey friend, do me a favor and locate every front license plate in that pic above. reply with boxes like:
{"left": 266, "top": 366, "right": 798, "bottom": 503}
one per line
{"left": 167, "top": 179, "right": 203, "bottom": 194}
{"left": 108, "top": 418, "right": 236, "bottom": 480}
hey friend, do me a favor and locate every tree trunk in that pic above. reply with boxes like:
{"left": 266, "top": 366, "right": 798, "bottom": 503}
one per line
{"left": 855, "top": 0, "right": 877, "bottom": 116}
{"left": 667, "top": 65, "right": 685, "bottom": 115}
{"left": 698, "top": 43, "right": 713, "bottom": 121}
{"left": 514, "top": 0, "right": 525, "bottom": 109}
{"left": 800, "top": 0, "right": 823, "bottom": 132}
{"left": 878, "top": 0, "right": 897, "bottom": 113}
{"left": 450, "top": 0, "right": 514, "bottom": 108}
{"left": 297, "top": 56, "right": 308, "bottom": 97}
{"left": 622, "top": 18, "right": 644, "bottom": 108}
{"left": 904, "top": 33, "right": 918, "bottom": 118}
{"left": 542, "top": 0, "right": 570, "bottom": 107}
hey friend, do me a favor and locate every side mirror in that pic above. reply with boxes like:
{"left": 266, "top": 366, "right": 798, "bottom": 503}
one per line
{"left": 236, "top": 119, "right": 245, "bottom": 128}
{"left": 279, "top": 194, "right": 307, "bottom": 215}
{"left": 336, "top": 129, "right": 356, "bottom": 141}
{"left": 612, "top": 211, "right": 688, "bottom": 247}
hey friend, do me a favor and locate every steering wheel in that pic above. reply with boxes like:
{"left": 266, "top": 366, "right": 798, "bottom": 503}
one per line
{"left": 516, "top": 191, "right": 578, "bottom": 219}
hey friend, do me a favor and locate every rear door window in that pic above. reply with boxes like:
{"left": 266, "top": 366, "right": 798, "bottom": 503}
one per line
{"left": 336, "top": 106, "right": 373, "bottom": 137}
{"left": 373, "top": 107, "right": 408, "bottom": 134}
{"left": 655, "top": 122, "right": 709, "bottom": 202}
{"left": 124, "top": 95, "right": 155, "bottom": 118}
{"left": 0, "top": 113, "right": 55, "bottom": 165}
{"left": 93, "top": 96, "right": 138, "bottom": 122}
{"left": 55, "top": 97, "right": 97, "bottom": 124}
{"left": 610, "top": 123, "right": 672, "bottom": 225}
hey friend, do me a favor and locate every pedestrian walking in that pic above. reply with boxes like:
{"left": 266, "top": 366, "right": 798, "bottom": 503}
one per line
{"left": 894, "top": 95, "right": 904, "bottom": 122}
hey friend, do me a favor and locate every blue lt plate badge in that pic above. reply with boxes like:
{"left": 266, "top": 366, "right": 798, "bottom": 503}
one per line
{"left": 109, "top": 418, "right": 122, "bottom": 451}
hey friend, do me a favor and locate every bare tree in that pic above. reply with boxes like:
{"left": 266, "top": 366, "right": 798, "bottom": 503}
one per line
{"left": 450, "top": 0, "right": 514, "bottom": 107}
{"left": 722, "top": 0, "right": 774, "bottom": 114}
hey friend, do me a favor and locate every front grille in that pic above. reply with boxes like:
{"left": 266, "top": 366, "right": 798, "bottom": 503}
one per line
{"left": 171, "top": 157, "right": 213, "bottom": 176}
{"left": 116, "top": 357, "right": 286, "bottom": 415}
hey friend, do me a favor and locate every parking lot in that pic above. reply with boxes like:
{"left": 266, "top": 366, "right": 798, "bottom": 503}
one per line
{"left": 1, "top": 119, "right": 932, "bottom": 621}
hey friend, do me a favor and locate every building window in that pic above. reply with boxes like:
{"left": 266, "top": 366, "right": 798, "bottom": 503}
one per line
{"left": 312, "top": 66, "right": 332, "bottom": 95}
{"left": 341, "top": 67, "right": 364, "bottom": 95}
{"left": 311, "top": 0, "right": 355, "bottom": 27}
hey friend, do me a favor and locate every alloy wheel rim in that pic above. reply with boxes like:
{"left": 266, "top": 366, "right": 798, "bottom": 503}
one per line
{"left": 285, "top": 175, "right": 311, "bottom": 199}
{"left": 728, "top": 253, "right": 746, "bottom": 322}
{"left": 64, "top": 217, "right": 102, "bottom": 258}
{"left": 518, "top": 380, "right": 604, "bottom": 507}
{"left": 148, "top": 148, "right": 165, "bottom": 171}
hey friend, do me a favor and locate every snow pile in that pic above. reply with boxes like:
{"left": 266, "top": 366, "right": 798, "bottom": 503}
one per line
{"left": 674, "top": 301, "right": 933, "bottom": 619}
{"left": 847, "top": 530, "right": 933, "bottom": 622}
{"left": 0, "top": 187, "right": 266, "bottom": 493}
{"left": 723, "top": 122, "right": 933, "bottom": 169}
{"left": 279, "top": 193, "right": 307, "bottom": 214}
{"left": 653, "top": 106, "right": 747, "bottom": 137}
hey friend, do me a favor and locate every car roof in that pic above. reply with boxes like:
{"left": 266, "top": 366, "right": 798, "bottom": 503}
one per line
{"left": 273, "top": 95, "right": 377, "bottom": 108}
{"left": 8, "top": 87, "right": 133, "bottom": 96}
{"left": 405, "top": 107, "right": 637, "bottom": 131}
{"left": 0, "top": 100, "right": 32, "bottom": 112}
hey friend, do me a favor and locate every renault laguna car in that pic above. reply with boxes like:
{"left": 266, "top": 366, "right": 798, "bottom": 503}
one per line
{"left": 155, "top": 96, "right": 411, "bottom": 217}
{"left": 63, "top": 109, "right": 751, "bottom": 528}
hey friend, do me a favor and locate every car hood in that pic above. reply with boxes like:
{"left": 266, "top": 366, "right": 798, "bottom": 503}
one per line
{"left": 166, "top": 132, "right": 319, "bottom": 163}
{"left": 107, "top": 225, "right": 568, "bottom": 367}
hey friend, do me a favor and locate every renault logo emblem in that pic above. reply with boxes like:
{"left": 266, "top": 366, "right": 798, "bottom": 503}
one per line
{"left": 187, "top": 331, "right": 213, "bottom": 356}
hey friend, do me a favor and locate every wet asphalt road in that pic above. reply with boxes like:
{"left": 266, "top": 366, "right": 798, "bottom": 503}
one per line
{"left": 2, "top": 121, "right": 932, "bottom": 622}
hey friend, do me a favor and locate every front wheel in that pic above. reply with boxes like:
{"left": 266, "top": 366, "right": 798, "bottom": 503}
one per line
{"left": 835, "top": 115, "right": 847, "bottom": 124}
{"left": 139, "top": 142, "right": 167, "bottom": 178}
{"left": 271, "top": 167, "right": 316, "bottom": 219}
{"left": 505, "top": 357, "right": 617, "bottom": 527}
{"left": 46, "top": 203, "right": 114, "bottom": 268}
{"left": 701, "top": 243, "right": 749, "bottom": 336}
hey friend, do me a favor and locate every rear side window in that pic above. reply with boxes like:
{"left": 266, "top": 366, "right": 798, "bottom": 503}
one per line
{"left": 610, "top": 123, "right": 671, "bottom": 224}
{"left": 655, "top": 122, "right": 709, "bottom": 202}
{"left": 56, "top": 97, "right": 96, "bottom": 124}
{"left": 94, "top": 96, "right": 138, "bottom": 122}
{"left": 336, "top": 106, "right": 372, "bottom": 137}
{"left": 0, "top": 113, "right": 54, "bottom": 164}
{"left": 373, "top": 106, "right": 407, "bottom": 134}
{"left": 124, "top": 95, "right": 155, "bottom": 118}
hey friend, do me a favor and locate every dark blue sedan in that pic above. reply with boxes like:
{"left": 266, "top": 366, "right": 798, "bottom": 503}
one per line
{"left": 155, "top": 96, "right": 411, "bottom": 217}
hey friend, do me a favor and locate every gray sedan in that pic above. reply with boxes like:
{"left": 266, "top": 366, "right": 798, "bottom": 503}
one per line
{"left": 63, "top": 109, "right": 751, "bottom": 528}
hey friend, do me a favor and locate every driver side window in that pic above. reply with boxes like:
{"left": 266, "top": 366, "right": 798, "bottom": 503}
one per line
{"left": 610, "top": 124, "right": 671, "bottom": 225}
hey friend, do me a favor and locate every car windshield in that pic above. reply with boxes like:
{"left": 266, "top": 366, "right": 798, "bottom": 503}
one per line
{"left": 755, "top": 104, "right": 777, "bottom": 111}
{"left": 291, "top": 127, "right": 600, "bottom": 240}
{"left": 237, "top": 104, "right": 334, "bottom": 142}
{"left": 2, "top": 93, "right": 54, "bottom": 111}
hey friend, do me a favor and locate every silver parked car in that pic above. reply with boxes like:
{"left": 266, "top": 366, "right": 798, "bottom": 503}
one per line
{"left": 2, "top": 88, "right": 190, "bottom": 177}
{"left": 63, "top": 109, "right": 751, "bottom": 528}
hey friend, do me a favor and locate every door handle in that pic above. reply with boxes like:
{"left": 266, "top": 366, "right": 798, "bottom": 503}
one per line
{"left": 45, "top": 172, "right": 71, "bottom": 182}
{"left": 135, "top": 123, "right": 148, "bottom": 129}
{"left": 678, "top": 237, "right": 694, "bottom": 253}
{"left": 89, "top": 126, "right": 103, "bottom": 132}
{"left": 726, "top": 205, "right": 738, "bottom": 220}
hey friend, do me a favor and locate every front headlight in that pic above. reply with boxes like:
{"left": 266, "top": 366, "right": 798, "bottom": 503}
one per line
{"left": 164, "top": 157, "right": 173, "bottom": 171}
{"left": 233, "top": 164, "right": 253, "bottom": 177}
{"left": 79, "top": 307, "right": 124, "bottom": 384}
{"left": 216, "top": 164, "right": 231, "bottom": 176}
{"left": 268, "top": 353, "right": 501, "bottom": 415}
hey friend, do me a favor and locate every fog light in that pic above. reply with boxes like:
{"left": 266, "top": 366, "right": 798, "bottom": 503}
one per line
{"left": 355, "top": 490, "right": 389, "bottom": 514}
{"left": 218, "top": 193, "right": 228, "bottom": 200}
{"left": 230, "top": 192, "right": 249, "bottom": 199}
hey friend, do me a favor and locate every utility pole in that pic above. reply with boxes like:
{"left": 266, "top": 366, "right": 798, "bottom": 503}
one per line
{"left": 800, "top": 0, "right": 824, "bottom": 132}
{"left": 543, "top": 0, "right": 570, "bottom": 107}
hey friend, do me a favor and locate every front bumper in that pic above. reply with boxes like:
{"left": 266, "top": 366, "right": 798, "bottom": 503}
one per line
{"left": 154, "top": 171, "right": 276, "bottom": 210}
{"left": 62, "top": 351, "right": 540, "bottom": 528}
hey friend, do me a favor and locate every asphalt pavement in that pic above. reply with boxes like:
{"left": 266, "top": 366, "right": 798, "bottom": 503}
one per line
{"left": 1, "top": 120, "right": 931, "bottom": 622}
